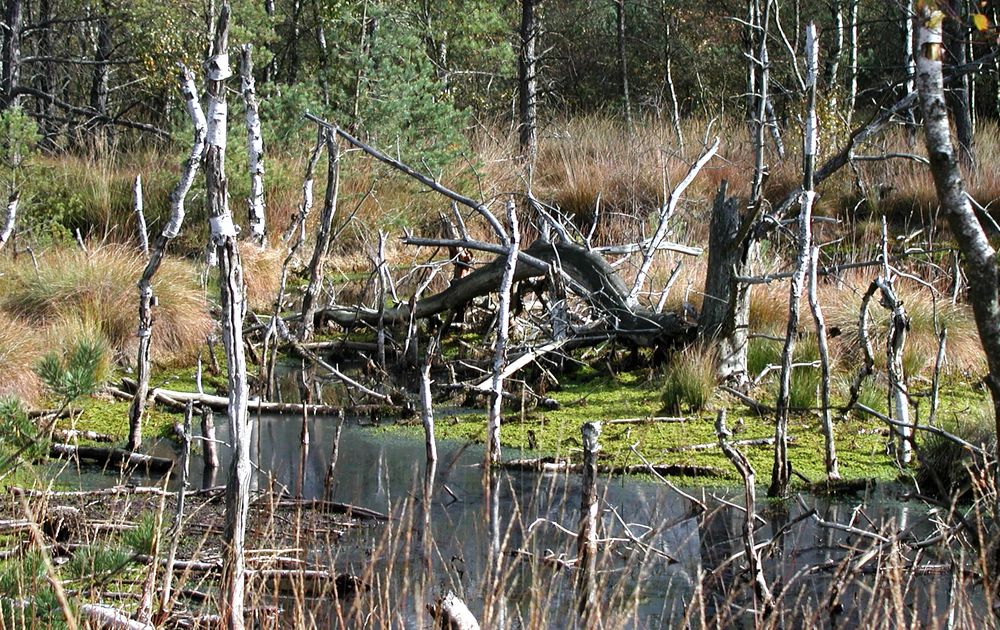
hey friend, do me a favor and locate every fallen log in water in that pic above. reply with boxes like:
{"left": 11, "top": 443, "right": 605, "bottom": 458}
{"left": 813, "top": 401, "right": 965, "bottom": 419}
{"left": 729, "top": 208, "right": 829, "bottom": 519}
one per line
{"left": 274, "top": 498, "right": 389, "bottom": 521}
{"left": 428, "top": 591, "right": 481, "bottom": 630}
{"left": 665, "top": 436, "right": 785, "bottom": 453}
{"left": 118, "top": 378, "right": 380, "bottom": 416}
{"left": 52, "top": 428, "right": 117, "bottom": 443}
{"left": 501, "top": 457, "right": 722, "bottom": 478}
{"left": 49, "top": 444, "right": 174, "bottom": 474}
{"left": 10, "top": 485, "right": 224, "bottom": 500}
{"left": 80, "top": 603, "right": 154, "bottom": 630}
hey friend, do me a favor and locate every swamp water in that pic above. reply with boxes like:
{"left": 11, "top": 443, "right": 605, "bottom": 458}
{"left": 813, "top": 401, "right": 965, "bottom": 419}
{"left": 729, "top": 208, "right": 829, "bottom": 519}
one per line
{"left": 50, "top": 412, "right": 974, "bottom": 628}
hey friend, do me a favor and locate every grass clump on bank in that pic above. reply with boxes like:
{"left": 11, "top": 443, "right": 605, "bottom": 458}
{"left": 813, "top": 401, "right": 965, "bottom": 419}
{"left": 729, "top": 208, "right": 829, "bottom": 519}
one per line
{"left": 661, "top": 348, "right": 717, "bottom": 414}
{"left": 0, "top": 245, "right": 212, "bottom": 407}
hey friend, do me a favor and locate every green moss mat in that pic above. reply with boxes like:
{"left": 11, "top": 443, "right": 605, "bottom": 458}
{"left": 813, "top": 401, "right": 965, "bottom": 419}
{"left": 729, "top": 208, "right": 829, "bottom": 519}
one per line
{"left": 384, "top": 368, "right": 994, "bottom": 486}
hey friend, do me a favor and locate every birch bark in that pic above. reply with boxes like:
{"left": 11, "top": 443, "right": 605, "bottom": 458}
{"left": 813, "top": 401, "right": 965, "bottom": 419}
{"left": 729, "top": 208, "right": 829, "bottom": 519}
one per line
{"left": 127, "top": 68, "right": 206, "bottom": 452}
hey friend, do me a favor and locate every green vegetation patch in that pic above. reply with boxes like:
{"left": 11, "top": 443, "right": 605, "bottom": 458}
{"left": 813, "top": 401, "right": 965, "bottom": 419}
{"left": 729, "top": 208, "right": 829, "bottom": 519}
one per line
{"left": 63, "top": 398, "right": 179, "bottom": 442}
{"left": 392, "top": 367, "right": 904, "bottom": 485}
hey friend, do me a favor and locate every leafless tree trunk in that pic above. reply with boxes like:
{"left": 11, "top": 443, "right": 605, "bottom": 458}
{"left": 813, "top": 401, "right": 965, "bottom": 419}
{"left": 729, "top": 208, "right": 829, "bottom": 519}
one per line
{"left": 615, "top": 0, "right": 631, "bottom": 129}
{"left": 700, "top": 182, "right": 753, "bottom": 387}
{"left": 577, "top": 421, "right": 601, "bottom": 624}
{"left": 1, "top": 0, "right": 23, "bottom": 108}
{"left": 943, "top": 0, "right": 975, "bottom": 166}
{"left": 881, "top": 274, "right": 911, "bottom": 464}
{"left": 420, "top": 349, "right": 436, "bottom": 465}
{"left": 915, "top": 6, "right": 1000, "bottom": 466}
{"left": 203, "top": 7, "right": 252, "bottom": 629}
{"left": 89, "top": 3, "right": 111, "bottom": 124}
{"left": 134, "top": 176, "right": 148, "bottom": 257}
{"left": 823, "top": 0, "right": 843, "bottom": 90}
{"left": 770, "top": 23, "right": 818, "bottom": 498}
{"left": 487, "top": 201, "right": 520, "bottom": 467}
{"left": 0, "top": 192, "right": 17, "bottom": 251}
{"left": 808, "top": 245, "right": 839, "bottom": 479}
{"left": 903, "top": 0, "right": 916, "bottom": 126}
{"left": 241, "top": 45, "right": 266, "bottom": 245}
{"left": 662, "top": 14, "right": 683, "bottom": 148}
{"left": 518, "top": 0, "right": 539, "bottom": 163}
{"left": 717, "top": 410, "right": 772, "bottom": 617}
{"left": 629, "top": 138, "right": 718, "bottom": 304}
{"left": 298, "top": 129, "right": 340, "bottom": 341}
{"left": 846, "top": 0, "right": 858, "bottom": 121}
{"left": 127, "top": 68, "right": 206, "bottom": 452}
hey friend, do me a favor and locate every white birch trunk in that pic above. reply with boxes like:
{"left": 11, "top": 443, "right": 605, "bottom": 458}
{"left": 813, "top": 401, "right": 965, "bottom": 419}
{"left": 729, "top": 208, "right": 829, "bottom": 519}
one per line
{"left": 127, "top": 67, "right": 206, "bottom": 452}
{"left": 770, "top": 23, "right": 818, "bottom": 498}
{"left": 298, "top": 128, "right": 340, "bottom": 341}
{"left": 204, "top": 7, "right": 252, "bottom": 630}
{"left": 241, "top": 45, "right": 266, "bottom": 245}
{"left": 808, "top": 246, "right": 839, "bottom": 479}
{"left": 487, "top": 200, "right": 520, "bottom": 467}
{"left": 577, "top": 421, "right": 601, "bottom": 622}
{"left": 0, "top": 191, "right": 17, "bottom": 251}
{"left": 915, "top": 6, "right": 1000, "bottom": 465}
{"left": 134, "top": 175, "right": 148, "bottom": 257}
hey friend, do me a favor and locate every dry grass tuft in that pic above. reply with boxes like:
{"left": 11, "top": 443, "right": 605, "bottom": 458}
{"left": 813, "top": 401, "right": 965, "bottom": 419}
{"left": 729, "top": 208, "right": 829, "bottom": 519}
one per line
{"left": 0, "top": 244, "right": 212, "bottom": 369}
{"left": 241, "top": 245, "right": 285, "bottom": 311}
{"left": 0, "top": 313, "right": 43, "bottom": 406}
{"left": 826, "top": 274, "right": 983, "bottom": 379}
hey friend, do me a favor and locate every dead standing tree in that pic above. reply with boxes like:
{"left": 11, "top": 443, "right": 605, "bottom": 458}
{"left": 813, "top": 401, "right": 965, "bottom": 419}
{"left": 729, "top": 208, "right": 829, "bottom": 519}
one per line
{"left": 241, "top": 44, "right": 266, "bottom": 245}
{"left": 770, "top": 24, "right": 820, "bottom": 497}
{"left": 202, "top": 6, "right": 254, "bottom": 629}
{"left": 915, "top": 8, "right": 1000, "bottom": 464}
{"left": 298, "top": 127, "right": 340, "bottom": 342}
{"left": 127, "top": 67, "right": 206, "bottom": 452}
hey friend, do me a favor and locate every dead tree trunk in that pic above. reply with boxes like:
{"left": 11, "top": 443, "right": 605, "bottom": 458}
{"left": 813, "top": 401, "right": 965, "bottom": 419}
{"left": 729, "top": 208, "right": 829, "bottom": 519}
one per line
{"left": 662, "top": 14, "right": 683, "bottom": 148}
{"left": 487, "top": 201, "right": 519, "bottom": 467}
{"left": 943, "top": 0, "right": 974, "bottom": 166}
{"left": 823, "top": 0, "right": 843, "bottom": 90}
{"left": 902, "top": 0, "right": 916, "bottom": 127}
{"left": 1, "top": 0, "right": 22, "bottom": 108}
{"left": 577, "top": 421, "right": 601, "bottom": 623}
{"left": 846, "top": 0, "right": 858, "bottom": 120}
{"left": 127, "top": 68, "right": 206, "bottom": 452}
{"left": 628, "top": 138, "right": 719, "bottom": 305}
{"left": 298, "top": 129, "right": 339, "bottom": 341}
{"left": 89, "top": 3, "right": 112, "bottom": 136}
{"left": 880, "top": 275, "right": 911, "bottom": 464}
{"left": 700, "top": 181, "right": 753, "bottom": 387}
{"left": 240, "top": 45, "right": 266, "bottom": 244}
{"left": 717, "top": 410, "right": 772, "bottom": 617}
{"left": 770, "top": 23, "right": 818, "bottom": 499}
{"left": 420, "top": 349, "right": 436, "bottom": 465}
{"left": 808, "top": 246, "right": 839, "bottom": 480}
{"left": 0, "top": 192, "right": 17, "bottom": 251}
{"left": 615, "top": 0, "right": 631, "bottom": 130}
{"left": 134, "top": 176, "right": 148, "bottom": 257}
{"left": 518, "top": 0, "right": 538, "bottom": 163}
{"left": 203, "top": 7, "right": 252, "bottom": 629}
{"left": 915, "top": 7, "right": 1000, "bottom": 466}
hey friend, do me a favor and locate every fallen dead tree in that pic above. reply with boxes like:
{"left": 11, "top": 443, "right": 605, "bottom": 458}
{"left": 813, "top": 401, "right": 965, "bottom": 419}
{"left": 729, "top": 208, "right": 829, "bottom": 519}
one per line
{"left": 319, "top": 238, "right": 695, "bottom": 349}
{"left": 49, "top": 443, "right": 174, "bottom": 474}
{"left": 117, "top": 378, "right": 380, "bottom": 416}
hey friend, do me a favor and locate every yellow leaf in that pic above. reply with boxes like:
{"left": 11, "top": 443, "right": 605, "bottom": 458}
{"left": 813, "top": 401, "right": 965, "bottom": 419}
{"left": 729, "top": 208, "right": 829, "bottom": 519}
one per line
{"left": 927, "top": 11, "right": 946, "bottom": 29}
{"left": 972, "top": 13, "right": 990, "bottom": 31}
